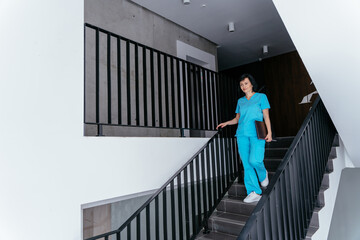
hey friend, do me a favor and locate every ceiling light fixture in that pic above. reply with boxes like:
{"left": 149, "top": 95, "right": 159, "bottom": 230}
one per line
{"left": 183, "top": 0, "right": 190, "bottom": 5}
{"left": 263, "top": 45, "right": 269, "bottom": 55}
{"left": 228, "top": 22, "right": 235, "bottom": 32}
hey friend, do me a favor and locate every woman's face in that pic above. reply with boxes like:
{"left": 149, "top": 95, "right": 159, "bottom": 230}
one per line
{"left": 240, "top": 78, "right": 253, "bottom": 94}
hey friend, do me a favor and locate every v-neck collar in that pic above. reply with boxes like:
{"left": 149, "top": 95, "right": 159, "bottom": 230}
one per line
{"left": 245, "top": 92, "right": 257, "bottom": 101}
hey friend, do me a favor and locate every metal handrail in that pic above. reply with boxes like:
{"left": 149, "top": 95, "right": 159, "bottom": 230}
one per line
{"left": 85, "top": 128, "right": 241, "bottom": 240}
{"left": 238, "top": 96, "right": 336, "bottom": 239}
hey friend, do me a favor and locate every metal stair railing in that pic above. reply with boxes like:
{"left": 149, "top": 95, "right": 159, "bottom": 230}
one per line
{"left": 238, "top": 96, "right": 337, "bottom": 239}
{"left": 85, "top": 128, "right": 241, "bottom": 240}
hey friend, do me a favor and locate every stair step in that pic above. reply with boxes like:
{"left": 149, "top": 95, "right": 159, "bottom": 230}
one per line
{"left": 217, "top": 196, "right": 257, "bottom": 216}
{"left": 264, "top": 157, "right": 283, "bottom": 171}
{"left": 265, "top": 148, "right": 288, "bottom": 158}
{"left": 266, "top": 136, "right": 294, "bottom": 148}
{"left": 309, "top": 207, "right": 322, "bottom": 228}
{"left": 316, "top": 186, "right": 327, "bottom": 208}
{"left": 332, "top": 134, "right": 339, "bottom": 147}
{"left": 328, "top": 147, "right": 337, "bottom": 159}
{"left": 208, "top": 212, "right": 249, "bottom": 236}
{"left": 326, "top": 158, "right": 334, "bottom": 173}
{"left": 306, "top": 226, "right": 319, "bottom": 239}
{"left": 228, "top": 183, "right": 267, "bottom": 197}
{"left": 321, "top": 173, "right": 330, "bottom": 189}
{"left": 195, "top": 231, "right": 237, "bottom": 240}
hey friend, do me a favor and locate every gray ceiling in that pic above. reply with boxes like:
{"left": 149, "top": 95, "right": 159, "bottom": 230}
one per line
{"left": 130, "top": 0, "right": 296, "bottom": 70}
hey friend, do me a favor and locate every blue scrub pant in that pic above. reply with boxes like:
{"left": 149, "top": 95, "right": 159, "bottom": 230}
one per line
{"left": 237, "top": 136, "right": 267, "bottom": 195}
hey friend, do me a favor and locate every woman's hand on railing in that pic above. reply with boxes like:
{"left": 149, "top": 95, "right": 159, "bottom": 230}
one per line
{"left": 216, "top": 122, "right": 228, "bottom": 130}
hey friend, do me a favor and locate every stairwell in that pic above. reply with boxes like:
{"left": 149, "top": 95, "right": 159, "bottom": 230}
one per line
{"left": 195, "top": 135, "right": 338, "bottom": 240}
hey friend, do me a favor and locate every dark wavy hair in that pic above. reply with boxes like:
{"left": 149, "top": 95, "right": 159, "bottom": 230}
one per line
{"left": 240, "top": 73, "right": 258, "bottom": 92}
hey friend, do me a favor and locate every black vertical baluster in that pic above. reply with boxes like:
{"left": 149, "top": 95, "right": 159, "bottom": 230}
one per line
{"left": 203, "top": 68, "right": 208, "bottom": 130}
{"left": 285, "top": 165, "right": 295, "bottom": 240}
{"left": 206, "top": 144, "right": 212, "bottom": 214}
{"left": 301, "top": 136, "right": 310, "bottom": 224}
{"left": 126, "top": 40, "right": 131, "bottom": 125}
{"left": 164, "top": 55, "right": 169, "bottom": 127}
{"left": 157, "top": 53, "right": 163, "bottom": 127}
{"left": 197, "top": 66, "right": 203, "bottom": 129}
{"left": 135, "top": 43, "right": 139, "bottom": 126}
{"left": 162, "top": 188, "right": 167, "bottom": 239}
{"left": 117, "top": 232, "right": 121, "bottom": 240}
{"left": 270, "top": 193, "right": 279, "bottom": 239}
{"left": 117, "top": 37, "right": 121, "bottom": 125}
{"left": 177, "top": 173, "right": 184, "bottom": 240}
{"left": 171, "top": 181, "right": 176, "bottom": 240}
{"left": 216, "top": 135, "right": 222, "bottom": 197}
{"left": 184, "top": 166, "right": 190, "bottom": 239}
{"left": 107, "top": 33, "right": 112, "bottom": 124}
{"left": 308, "top": 121, "right": 317, "bottom": 202}
{"left": 290, "top": 160, "right": 301, "bottom": 239}
{"left": 150, "top": 50, "right": 155, "bottom": 127}
{"left": 143, "top": 47, "right": 148, "bottom": 126}
{"left": 201, "top": 151, "right": 208, "bottom": 221}
{"left": 264, "top": 201, "right": 272, "bottom": 239}
{"left": 187, "top": 63, "right": 193, "bottom": 128}
{"left": 170, "top": 57, "right": 176, "bottom": 128}
{"left": 210, "top": 140, "right": 217, "bottom": 207}
{"left": 155, "top": 196, "right": 159, "bottom": 239}
{"left": 193, "top": 65, "right": 199, "bottom": 129}
{"left": 220, "top": 135, "right": 226, "bottom": 191}
{"left": 215, "top": 74, "right": 222, "bottom": 124}
{"left": 95, "top": 28, "right": 100, "bottom": 125}
{"left": 207, "top": 71, "right": 213, "bottom": 129}
{"left": 280, "top": 174, "right": 290, "bottom": 240}
{"left": 136, "top": 215, "right": 140, "bottom": 240}
{"left": 127, "top": 224, "right": 131, "bottom": 240}
{"left": 146, "top": 205, "right": 150, "bottom": 240}
{"left": 190, "top": 161, "right": 196, "bottom": 235}
{"left": 195, "top": 157, "right": 201, "bottom": 233}
{"left": 176, "top": 59, "right": 182, "bottom": 128}
{"left": 105, "top": 236, "right": 109, "bottom": 240}
{"left": 182, "top": 61, "right": 188, "bottom": 129}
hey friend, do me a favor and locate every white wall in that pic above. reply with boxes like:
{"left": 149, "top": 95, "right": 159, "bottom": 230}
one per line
{"left": 0, "top": 1, "right": 209, "bottom": 239}
{"left": 272, "top": 0, "right": 360, "bottom": 166}
{"left": 312, "top": 137, "right": 349, "bottom": 240}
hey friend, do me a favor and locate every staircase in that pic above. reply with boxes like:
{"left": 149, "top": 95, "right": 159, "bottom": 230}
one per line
{"left": 196, "top": 136, "right": 337, "bottom": 240}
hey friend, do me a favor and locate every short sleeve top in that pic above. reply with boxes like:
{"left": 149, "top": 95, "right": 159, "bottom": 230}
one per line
{"left": 235, "top": 93, "right": 270, "bottom": 137}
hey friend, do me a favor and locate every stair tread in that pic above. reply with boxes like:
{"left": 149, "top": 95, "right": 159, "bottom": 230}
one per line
{"left": 210, "top": 211, "right": 250, "bottom": 224}
{"left": 196, "top": 231, "right": 237, "bottom": 240}
{"left": 306, "top": 226, "right": 319, "bottom": 238}
{"left": 222, "top": 195, "right": 257, "bottom": 205}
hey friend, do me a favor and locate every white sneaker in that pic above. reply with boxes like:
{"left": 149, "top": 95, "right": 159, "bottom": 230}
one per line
{"left": 261, "top": 171, "right": 269, "bottom": 187}
{"left": 243, "top": 192, "right": 261, "bottom": 203}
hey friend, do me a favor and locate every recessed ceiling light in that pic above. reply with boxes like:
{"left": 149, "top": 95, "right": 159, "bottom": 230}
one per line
{"left": 202, "top": 4, "right": 206, "bottom": 7}
{"left": 183, "top": 0, "right": 190, "bottom": 5}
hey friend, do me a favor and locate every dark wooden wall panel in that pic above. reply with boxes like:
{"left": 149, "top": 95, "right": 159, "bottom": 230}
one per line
{"left": 221, "top": 51, "right": 317, "bottom": 137}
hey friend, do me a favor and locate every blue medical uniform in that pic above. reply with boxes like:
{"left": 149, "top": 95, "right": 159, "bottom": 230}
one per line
{"left": 235, "top": 93, "right": 270, "bottom": 195}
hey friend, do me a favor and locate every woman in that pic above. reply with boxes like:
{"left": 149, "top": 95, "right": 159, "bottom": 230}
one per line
{"left": 216, "top": 74, "right": 272, "bottom": 203}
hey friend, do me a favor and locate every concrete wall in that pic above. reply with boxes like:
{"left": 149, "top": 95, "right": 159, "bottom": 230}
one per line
{"left": 0, "top": 1, "right": 211, "bottom": 240}
{"left": 272, "top": 0, "right": 360, "bottom": 166}
{"left": 85, "top": 0, "right": 217, "bottom": 61}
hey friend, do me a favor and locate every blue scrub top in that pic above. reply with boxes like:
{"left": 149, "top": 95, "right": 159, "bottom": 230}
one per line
{"left": 235, "top": 93, "right": 270, "bottom": 137}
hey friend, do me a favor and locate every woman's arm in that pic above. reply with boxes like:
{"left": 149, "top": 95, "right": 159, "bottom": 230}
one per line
{"left": 263, "top": 108, "right": 272, "bottom": 142}
{"left": 216, "top": 113, "right": 240, "bottom": 129}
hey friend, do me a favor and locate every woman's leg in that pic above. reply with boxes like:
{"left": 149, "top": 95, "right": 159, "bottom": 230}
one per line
{"left": 237, "top": 136, "right": 262, "bottom": 195}
{"left": 249, "top": 137, "right": 267, "bottom": 182}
